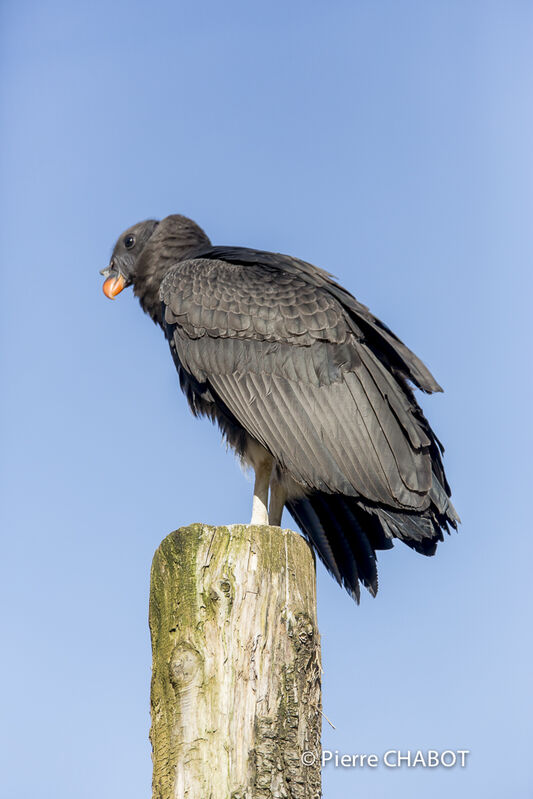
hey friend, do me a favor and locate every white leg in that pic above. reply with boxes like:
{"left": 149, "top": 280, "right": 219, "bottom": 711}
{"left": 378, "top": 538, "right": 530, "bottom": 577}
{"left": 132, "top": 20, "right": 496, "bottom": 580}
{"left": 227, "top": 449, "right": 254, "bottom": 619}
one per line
{"left": 250, "top": 456, "right": 273, "bottom": 525}
{"left": 268, "top": 479, "right": 286, "bottom": 526}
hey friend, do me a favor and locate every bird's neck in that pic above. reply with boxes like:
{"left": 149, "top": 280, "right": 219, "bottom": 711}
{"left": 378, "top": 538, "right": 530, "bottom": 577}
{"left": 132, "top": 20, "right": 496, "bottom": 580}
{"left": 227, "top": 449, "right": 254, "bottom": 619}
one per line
{"left": 133, "top": 224, "right": 211, "bottom": 326}
{"left": 133, "top": 266, "right": 168, "bottom": 326}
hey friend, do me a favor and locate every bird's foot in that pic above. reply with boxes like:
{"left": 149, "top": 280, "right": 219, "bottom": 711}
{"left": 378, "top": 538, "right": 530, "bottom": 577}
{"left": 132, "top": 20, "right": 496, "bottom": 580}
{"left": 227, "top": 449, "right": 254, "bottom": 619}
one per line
{"left": 250, "top": 503, "right": 269, "bottom": 525}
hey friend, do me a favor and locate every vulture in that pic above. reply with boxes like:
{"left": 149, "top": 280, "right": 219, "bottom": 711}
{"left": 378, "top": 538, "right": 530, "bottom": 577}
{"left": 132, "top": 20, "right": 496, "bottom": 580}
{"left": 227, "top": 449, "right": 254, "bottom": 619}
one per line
{"left": 101, "top": 214, "right": 458, "bottom": 601}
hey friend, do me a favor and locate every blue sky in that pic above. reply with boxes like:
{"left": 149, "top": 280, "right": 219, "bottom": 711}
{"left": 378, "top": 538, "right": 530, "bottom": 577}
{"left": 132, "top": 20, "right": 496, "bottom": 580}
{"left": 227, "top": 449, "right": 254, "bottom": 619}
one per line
{"left": 1, "top": 1, "right": 532, "bottom": 797}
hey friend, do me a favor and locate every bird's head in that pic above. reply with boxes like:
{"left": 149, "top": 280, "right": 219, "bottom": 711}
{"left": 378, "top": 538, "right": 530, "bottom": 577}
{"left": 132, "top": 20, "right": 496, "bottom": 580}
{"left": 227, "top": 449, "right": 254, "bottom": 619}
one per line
{"left": 100, "top": 219, "right": 160, "bottom": 299}
{"left": 101, "top": 214, "right": 211, "bottom": 322}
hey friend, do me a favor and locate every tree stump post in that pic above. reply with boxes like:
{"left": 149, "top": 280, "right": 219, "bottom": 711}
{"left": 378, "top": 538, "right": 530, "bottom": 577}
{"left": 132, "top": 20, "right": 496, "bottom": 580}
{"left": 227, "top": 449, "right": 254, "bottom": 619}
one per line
{"left": 149, "top": 523, "right": 322, "bottom": 799}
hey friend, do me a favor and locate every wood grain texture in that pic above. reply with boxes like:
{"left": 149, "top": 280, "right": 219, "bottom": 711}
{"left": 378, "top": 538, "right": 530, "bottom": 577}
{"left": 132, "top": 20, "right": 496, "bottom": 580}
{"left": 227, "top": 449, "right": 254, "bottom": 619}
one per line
{"left": 149, "top": 524, "right": 322, "bottom": 799}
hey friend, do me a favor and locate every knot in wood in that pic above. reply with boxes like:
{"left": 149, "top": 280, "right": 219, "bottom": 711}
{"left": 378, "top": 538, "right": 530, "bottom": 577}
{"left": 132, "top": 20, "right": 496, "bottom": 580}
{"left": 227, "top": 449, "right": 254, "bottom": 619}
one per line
{"left": 169, "top": 642, "right": 202, "bottom": 688}
{"left": 289, "top": 613, "right": 315, "bottom": 654}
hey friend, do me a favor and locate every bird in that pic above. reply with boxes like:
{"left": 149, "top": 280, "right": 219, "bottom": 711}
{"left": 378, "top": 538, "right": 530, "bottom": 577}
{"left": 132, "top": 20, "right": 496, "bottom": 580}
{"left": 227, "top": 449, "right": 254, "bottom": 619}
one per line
{"left": 101, "top": 214, "right": 459, "bottom": 601}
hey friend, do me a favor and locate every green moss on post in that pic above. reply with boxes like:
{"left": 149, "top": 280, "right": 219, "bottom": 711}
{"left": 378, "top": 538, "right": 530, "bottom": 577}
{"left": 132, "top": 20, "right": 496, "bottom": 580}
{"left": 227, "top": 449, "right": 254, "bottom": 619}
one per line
{"left": 149, "top": 524, "right": 322, "bottom": 799}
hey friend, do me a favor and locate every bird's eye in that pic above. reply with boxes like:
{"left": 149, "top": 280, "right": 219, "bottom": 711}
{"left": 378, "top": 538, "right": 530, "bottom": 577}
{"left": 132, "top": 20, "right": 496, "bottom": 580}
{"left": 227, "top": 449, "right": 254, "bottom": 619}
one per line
{"left": 124, "top": 235, "right": 136, "bottom": 249}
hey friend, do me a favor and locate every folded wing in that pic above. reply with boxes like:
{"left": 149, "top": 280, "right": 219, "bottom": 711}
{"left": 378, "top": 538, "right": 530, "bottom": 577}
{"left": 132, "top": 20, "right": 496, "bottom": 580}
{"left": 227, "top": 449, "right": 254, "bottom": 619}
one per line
{"left": 160, "top": 257, "right": 444, "bottom": 512}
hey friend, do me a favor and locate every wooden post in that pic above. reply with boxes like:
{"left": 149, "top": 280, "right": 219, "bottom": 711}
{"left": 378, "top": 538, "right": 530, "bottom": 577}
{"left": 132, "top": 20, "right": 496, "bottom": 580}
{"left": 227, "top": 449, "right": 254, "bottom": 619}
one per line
{"left": 149, "top": 523, "right": 322, "bottom": 799}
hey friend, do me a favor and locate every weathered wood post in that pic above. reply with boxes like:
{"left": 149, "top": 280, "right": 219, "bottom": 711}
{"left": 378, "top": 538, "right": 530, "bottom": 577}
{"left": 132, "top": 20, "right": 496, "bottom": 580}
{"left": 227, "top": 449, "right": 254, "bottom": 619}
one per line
{"left": 149, "top": 523, "right": 322, "bottom": 799}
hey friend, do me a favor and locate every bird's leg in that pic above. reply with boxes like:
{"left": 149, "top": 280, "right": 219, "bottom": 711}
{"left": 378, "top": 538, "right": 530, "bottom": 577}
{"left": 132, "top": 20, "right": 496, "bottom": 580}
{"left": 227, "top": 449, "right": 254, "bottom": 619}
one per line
{"left": 250, "top": 454, "right": 273, "bottom": 525}
{"left": 268, "top": 479, "right": 287, "bottom": 526}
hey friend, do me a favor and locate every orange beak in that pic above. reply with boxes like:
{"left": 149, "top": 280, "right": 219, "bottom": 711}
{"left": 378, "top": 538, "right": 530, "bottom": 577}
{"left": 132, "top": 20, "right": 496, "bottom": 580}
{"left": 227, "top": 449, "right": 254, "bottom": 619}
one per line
{"left": 102, "top": 273, "right": 126, "bottom": 299}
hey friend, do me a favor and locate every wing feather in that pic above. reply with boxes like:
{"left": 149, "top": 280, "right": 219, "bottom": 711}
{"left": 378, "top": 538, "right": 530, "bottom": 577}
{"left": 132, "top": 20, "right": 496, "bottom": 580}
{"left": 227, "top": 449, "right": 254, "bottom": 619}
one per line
{"left": 190, "top": 246, "right": 443, "bottom": 393}
{"left": 161, "top": 258, "right": 444, "bottom": 511}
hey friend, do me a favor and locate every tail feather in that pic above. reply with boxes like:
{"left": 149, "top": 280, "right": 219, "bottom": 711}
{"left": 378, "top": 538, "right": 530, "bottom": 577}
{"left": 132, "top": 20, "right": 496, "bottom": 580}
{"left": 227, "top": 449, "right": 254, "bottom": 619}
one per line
{"left": 325, "top": 497, "right": 378, "bottom": 596}
{"left": 286, "top": 478, "right": 458, "bottom": 601}
{"left": 311, "top": 495, "right": 362, "bottom": 601}
{"left": 286, "top": 498, "right": 344, "bottom": 586}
